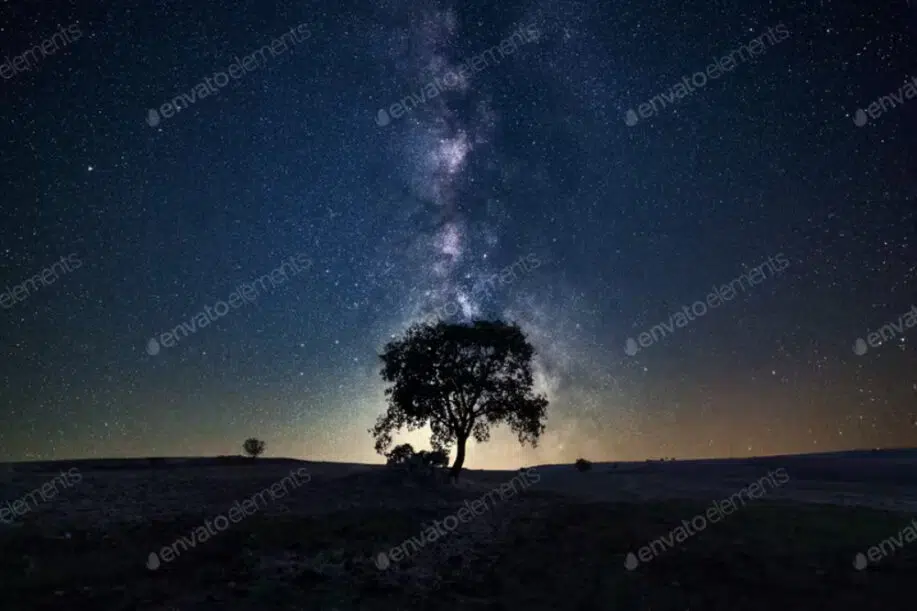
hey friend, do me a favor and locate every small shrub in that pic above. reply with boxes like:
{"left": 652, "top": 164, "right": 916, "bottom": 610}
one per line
{"left": 575, "top": 458, "right": 592, "bottom": 472}
{"left": 386, "top": 446, "right": 452, "bottom": 485}
{"left": 406, "top": 452, "right": 429, "bottom": 474}
{"left": 426, "top": 449, "right": 450, "bottom": 469}
{"left": 386, "top": 445, "right": 450, "bottom": 469}
{"left": 385, "top": 443, "right": 416, "bottom": 466}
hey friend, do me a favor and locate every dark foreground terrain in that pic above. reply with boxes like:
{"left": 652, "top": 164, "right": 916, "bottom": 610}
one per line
{"left": 0, "top": 454, "right": 913, "bottom": 610}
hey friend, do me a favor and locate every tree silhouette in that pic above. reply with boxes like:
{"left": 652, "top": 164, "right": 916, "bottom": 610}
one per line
{"left": 242, "top": 438, "right": 266, "bottom": 459}
{"left": 370, "top": 319, "right": 548, "bottom": 479}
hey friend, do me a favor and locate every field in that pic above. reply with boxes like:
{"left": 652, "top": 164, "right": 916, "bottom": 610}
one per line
{"left": 1, "top": 450, "right": 916, "bottom": 610}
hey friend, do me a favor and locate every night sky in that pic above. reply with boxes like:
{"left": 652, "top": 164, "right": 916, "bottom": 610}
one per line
{"left": 1, "top": 0, "right": 916, "bottom": 468}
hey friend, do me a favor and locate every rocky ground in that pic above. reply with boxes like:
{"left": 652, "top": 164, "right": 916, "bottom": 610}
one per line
{"left": 0, "top": 454, "right": 915, "bottom": 610}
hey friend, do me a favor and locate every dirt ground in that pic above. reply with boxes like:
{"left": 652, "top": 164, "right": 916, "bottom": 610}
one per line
{"left": 1, "top": 454, "right": 915, "bottom": 610}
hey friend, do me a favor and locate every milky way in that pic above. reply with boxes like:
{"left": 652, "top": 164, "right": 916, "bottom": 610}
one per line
{"left": 387, "top": 4, "right": 495, "bottom": 325}
{"left": 368, "top": 2, "right": 628, "bottom": 467}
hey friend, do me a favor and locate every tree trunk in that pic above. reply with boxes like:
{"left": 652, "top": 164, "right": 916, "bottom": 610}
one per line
{"left": 450, "top": 436, "right": 467, "bottom": 480}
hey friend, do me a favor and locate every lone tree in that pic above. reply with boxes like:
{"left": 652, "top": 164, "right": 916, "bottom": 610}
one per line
{"left": 370, "top": 319, "right": 548, "bottom": 480}
{"left": 242, "top": 438, "right": 266, "bottom": 459}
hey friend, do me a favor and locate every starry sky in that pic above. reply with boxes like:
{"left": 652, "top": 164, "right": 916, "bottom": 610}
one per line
{"left": 1, "top": 0, "right": 916, "bottom": 468}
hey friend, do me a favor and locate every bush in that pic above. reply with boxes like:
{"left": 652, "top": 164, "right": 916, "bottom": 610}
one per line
{"left": 385, "top": 443, "right": 416, "bottom": 466}
{"left": 386, "top": 445, "right": 451, "bottom": 482}
{"left": 386, "top": 444, "right": 450, "bottom": 468}
{"left": 425, "top": 449, "right": 450, "bottom": 468}
{"left": 575, "top": 458, "right": 592, "bottom": 472}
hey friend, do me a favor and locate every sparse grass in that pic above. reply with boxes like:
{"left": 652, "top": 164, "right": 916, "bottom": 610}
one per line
{"left": 484, "top": 500, "right": 917, "bottom": 610}
{"left": 1, "top": 494, "right": 914, "bottom": 610}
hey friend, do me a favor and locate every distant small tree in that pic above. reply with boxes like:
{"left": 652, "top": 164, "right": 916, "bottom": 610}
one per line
{"left": 243, "top": 438, "right": 266, "bottom": 459}
{"left": 575, "top": 458, "right": 592, "bottom": 472}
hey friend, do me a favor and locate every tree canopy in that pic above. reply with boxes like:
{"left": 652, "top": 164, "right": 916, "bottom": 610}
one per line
{"left": 370, "top": 319, "right": 548, "bottom": 478}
